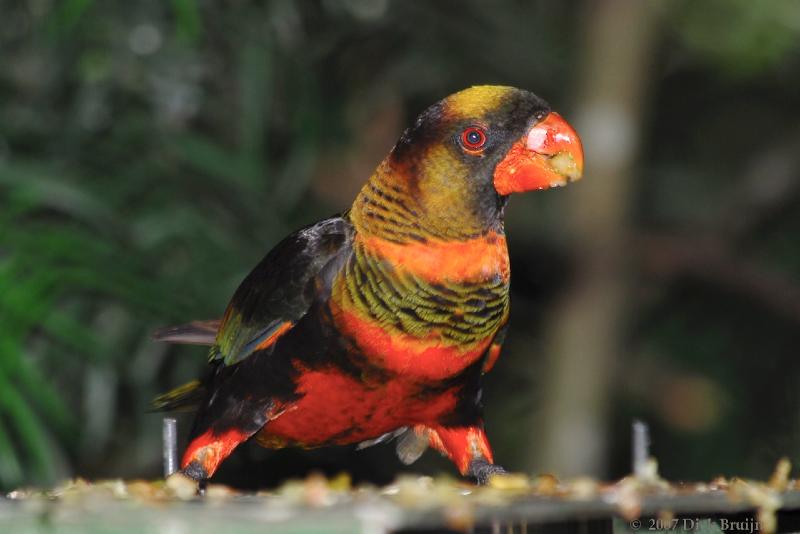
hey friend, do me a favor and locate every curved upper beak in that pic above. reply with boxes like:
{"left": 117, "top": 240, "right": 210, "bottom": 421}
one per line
{"left": 493, "top": 112, "right": 584, "bottom": 195}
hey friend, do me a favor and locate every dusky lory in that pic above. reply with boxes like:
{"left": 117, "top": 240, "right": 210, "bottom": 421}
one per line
{"left": 154, "top": 85, "right": 584, "bottom": 484}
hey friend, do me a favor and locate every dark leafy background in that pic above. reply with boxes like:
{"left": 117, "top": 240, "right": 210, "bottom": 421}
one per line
{"left": 2, "top": 0, "right": 800, "bottom": 491}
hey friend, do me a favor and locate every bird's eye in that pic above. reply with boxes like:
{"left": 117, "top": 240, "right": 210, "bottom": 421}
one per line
{"left": 460, "top": 127, "right": 487, "bottom": 152}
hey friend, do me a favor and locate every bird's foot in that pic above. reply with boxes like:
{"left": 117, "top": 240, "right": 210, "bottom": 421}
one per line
{"left": 468, "top": 458, "right": 507, "bottom": 485}
{"left": 182, "top": 459, "right": 209, "bottom": 481}
{"left": 181, "top": 460, "right": 210, "bottom": 496}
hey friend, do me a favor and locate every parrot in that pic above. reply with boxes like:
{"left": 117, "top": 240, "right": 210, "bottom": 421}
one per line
{"left": 153, "top": 85, "right": 584, "bottom": 484}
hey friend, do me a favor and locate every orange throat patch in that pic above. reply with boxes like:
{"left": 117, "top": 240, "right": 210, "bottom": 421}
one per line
{"left": 357, "top": 231, "right": 510, "bottom": 284}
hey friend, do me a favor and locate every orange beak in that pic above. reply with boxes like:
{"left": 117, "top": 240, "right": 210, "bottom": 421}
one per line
{"left": 493, "top": 112, "right": 584, "bottom": 195}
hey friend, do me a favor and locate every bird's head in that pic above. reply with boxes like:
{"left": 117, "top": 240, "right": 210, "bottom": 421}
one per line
{"left": 351, "top": 85, "right": 584, "bottom": 240}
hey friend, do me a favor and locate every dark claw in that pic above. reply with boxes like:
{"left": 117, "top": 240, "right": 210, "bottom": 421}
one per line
{"left": 468, "top": 458, "right": 507, "bottom": 485}
{"left": 182, "top": 460, "right": 209, "bottom": 481}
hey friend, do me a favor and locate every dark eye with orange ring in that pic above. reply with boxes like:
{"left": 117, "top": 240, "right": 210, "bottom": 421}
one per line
{"left": 460, "top": 127, "right": 487, "bottom": 152}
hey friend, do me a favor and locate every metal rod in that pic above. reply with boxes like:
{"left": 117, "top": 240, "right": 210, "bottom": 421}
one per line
{"left": 163, "top": 417, "right": 178, "bottom": 477}
{"left": 632, "top": 419, "right": 650, "bottom": 477}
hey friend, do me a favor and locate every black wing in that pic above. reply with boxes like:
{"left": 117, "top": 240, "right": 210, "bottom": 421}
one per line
{"left": 152, "top": 215, "right": 353, "bottom": 411}
{"left": 212, "top": 215, "right": 353, "bottom": 366}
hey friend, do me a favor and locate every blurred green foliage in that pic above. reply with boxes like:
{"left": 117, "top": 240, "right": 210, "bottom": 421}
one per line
{"left": 673, "top": 0, "right": 800, "bottom": 76}
{"left": 1, "top": 0, "right": 800, "bottom": 491}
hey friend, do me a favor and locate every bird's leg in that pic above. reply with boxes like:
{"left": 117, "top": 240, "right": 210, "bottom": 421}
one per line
{"left": 181, "top": 397, "right": 283, "bottom": 481}
{"left": 180, "top": 426, "right": 255, "bottom": 480}
{"left": 427, "top": 424, "right": 506, "bottom": 484}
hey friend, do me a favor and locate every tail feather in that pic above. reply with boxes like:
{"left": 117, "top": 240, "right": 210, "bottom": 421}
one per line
{"left": 152, "top": 319, "right": 221, "bottom": 346}
{"left": 151, "top": 380, "right": 206, "bottom": 412}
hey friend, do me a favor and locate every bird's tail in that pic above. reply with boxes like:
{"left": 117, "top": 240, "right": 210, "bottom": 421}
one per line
{"left": 151, "top": 319, "right": 221, "bottom": 346}
{"left": 151, "top": 380, "right": 206, "bottom": 412}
